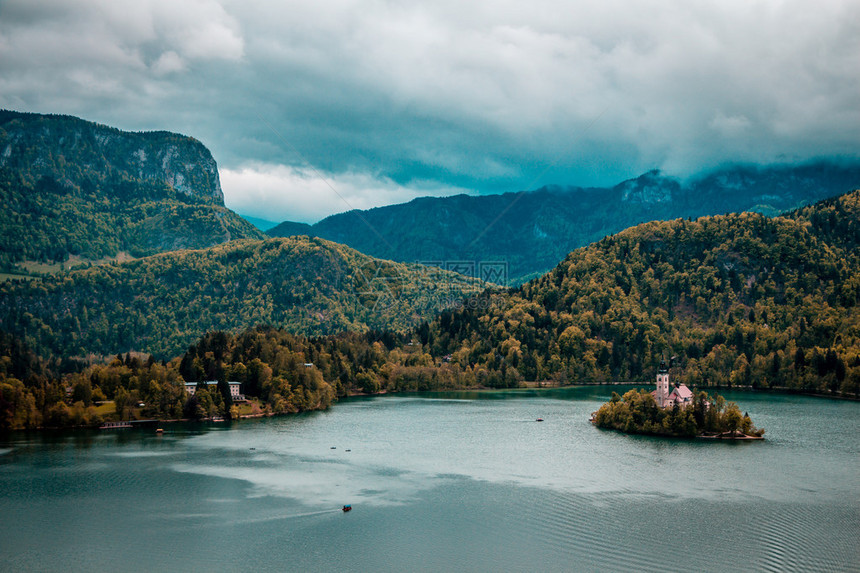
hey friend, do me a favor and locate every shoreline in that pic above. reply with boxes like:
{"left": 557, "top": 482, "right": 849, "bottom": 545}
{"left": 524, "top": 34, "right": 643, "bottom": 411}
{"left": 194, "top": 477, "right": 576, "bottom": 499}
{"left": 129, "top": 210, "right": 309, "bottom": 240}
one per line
{"left": 590, "top": 419, "right": 766, "bottom": 441}
{"left": 697, "top": 431, "right": 765, "bottom": 440}
{"left": 4, "top": 382, "right": 853, "bottom": 433}
{"left": 522, "top": 381, "right": 860, "bottom": 402}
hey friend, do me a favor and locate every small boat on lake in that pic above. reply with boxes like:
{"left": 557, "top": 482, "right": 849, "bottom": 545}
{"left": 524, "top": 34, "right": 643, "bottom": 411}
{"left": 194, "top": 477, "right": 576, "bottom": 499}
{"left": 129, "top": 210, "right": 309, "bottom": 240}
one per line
{"left": 342, "top": 504, "right": 352, "bottom": 512}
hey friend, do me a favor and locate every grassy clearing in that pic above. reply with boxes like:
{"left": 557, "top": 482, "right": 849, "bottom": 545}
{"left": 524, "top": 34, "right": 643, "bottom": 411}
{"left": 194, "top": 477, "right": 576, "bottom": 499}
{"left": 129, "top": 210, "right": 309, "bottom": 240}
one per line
{"left": 94, "top": 402, "right": 116, "bottom": 417}
{"left": 17, "top": 252, "right": 137, "bottom": 276}
{"left": 235, "top": 401, "right": 265, "bottom": 417}
{"left": 19, "top": 260, "right": 64, "bottom": 274}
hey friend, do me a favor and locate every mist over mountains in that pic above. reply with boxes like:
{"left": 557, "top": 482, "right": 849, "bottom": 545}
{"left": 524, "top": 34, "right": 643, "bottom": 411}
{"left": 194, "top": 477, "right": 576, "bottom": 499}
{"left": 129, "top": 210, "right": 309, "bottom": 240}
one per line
{"left": 0, "top": 110, "right": 857, "bottom": 393}
{"left": 269, "top": 161, "right": 860, "bottom": 284}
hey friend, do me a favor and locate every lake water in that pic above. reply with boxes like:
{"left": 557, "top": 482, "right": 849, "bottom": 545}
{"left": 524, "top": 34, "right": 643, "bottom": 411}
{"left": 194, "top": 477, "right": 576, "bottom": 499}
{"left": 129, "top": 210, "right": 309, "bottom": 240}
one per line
{"left": 1, "top": 387, "right": 857, "bottom": 572}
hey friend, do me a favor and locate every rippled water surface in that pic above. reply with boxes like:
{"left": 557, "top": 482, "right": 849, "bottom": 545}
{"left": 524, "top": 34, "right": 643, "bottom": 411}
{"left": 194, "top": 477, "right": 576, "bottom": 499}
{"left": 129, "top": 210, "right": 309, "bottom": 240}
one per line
{"left": 1, "top": 387, "right": 858, "bottom": 572}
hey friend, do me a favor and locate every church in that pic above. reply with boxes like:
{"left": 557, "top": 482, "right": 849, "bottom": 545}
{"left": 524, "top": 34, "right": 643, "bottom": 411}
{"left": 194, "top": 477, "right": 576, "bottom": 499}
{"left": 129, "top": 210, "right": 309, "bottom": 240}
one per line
{"left": 652, "top": 359, "right": 693, "bottom": 408}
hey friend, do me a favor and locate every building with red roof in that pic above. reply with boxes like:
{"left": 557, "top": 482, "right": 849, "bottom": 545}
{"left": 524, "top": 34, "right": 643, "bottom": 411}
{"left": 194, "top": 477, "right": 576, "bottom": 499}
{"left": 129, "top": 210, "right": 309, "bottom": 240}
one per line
{"left": 652, "top": 359, "right": 694, "bottom": 408}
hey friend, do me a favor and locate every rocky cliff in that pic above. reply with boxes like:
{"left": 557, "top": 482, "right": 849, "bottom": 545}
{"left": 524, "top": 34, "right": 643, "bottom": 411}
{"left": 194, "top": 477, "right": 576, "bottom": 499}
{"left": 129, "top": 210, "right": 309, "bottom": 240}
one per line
{"left": 0, "top": 110, "right": 263, "bottom": 269}
{"left": 0, "top": 110, "right": 222, "bottom": 203}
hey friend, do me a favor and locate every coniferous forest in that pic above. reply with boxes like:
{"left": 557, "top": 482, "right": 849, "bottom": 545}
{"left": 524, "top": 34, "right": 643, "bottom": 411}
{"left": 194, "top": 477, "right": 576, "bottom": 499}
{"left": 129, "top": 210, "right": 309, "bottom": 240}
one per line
{"left": 1, "top": 111, "right": 858, "bottom": 430}
{"left": 0, "top": 236, "right": 486, "bottom": 359}
{"left": 1, "top": 189, "right": 858, "bottom": 429}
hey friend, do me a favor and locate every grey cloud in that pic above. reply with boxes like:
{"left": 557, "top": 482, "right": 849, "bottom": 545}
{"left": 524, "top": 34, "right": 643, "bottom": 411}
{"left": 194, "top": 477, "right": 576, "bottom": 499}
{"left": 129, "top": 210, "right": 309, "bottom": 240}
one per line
{"left": 1, "top": 0, "right": 858, "bottom": 221}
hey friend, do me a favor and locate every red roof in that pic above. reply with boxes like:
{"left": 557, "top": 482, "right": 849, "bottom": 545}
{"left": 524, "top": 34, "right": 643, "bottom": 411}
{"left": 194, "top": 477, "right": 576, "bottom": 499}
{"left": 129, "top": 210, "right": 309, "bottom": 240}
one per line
{"left": 670, "top": 384, "right": 693, "bottom": 400}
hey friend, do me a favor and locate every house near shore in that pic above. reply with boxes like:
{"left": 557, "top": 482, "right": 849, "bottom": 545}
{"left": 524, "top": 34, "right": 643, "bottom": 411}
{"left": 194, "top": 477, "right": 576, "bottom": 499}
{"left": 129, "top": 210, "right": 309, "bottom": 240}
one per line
{"left": 185, "top": 381, "right": 245, "bottom": 401}
{"left": 652, "top": 360, "right": 693, "bottom": 408}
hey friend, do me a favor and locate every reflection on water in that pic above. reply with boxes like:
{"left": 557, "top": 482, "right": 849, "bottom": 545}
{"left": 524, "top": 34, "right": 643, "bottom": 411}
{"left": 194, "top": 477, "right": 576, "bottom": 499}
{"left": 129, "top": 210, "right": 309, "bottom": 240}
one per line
{"left": 1, "top": 387, "right": 857, "bottom": 572}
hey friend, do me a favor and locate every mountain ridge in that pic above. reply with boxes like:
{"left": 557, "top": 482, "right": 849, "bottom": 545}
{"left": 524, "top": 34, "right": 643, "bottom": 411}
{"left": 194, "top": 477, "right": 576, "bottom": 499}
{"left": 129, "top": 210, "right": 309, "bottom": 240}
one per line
{"left": 405, "top": 189, "right": 860, "bottom": 394}
{"left": 1, "top": 191, "right": 856, "bottom": 430}
{"left": 0, "top": 110, "right": 264, "bottom": 270}
{"left": 0, "top": 235, "right": 487, "bottom": 359}
{"left": 0, "top": 109, "right": 223, "bottom": 202}
{"left": 270, "top": 160, "right": 860, "bottom": 283}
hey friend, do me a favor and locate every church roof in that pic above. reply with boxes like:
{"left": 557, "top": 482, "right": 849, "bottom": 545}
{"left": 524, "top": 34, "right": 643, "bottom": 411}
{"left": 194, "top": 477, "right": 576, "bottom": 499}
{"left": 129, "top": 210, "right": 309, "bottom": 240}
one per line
{"left": 670, "top": 384, "right": 693, "bottom": 399}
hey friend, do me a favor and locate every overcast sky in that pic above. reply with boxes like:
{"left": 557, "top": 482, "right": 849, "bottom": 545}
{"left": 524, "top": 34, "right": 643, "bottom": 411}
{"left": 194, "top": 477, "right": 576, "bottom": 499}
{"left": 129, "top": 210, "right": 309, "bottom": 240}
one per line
{"left": 1, "top": 0, "right": 858, "bottom": 223}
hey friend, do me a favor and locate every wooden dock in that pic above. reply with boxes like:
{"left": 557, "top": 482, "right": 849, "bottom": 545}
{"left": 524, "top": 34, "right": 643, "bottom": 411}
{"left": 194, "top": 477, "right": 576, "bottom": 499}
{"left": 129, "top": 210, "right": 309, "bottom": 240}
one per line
{"left": 99, "top": 421, "right": 133, "bottom": 429}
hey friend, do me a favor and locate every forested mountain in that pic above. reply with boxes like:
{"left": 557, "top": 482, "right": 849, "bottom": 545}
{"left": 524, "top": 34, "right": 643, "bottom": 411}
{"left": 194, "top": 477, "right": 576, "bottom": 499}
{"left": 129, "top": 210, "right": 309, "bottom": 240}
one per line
{"left": 181, "top": 191, "right": 860, "bottom": 404}
{"left": 269, "top": 161, "right": 860, "bottom": 283}
{"left": 0, "top": 236, "right": 486, "bottom": 359}
{"left": 2, "top": 192, "right": 857, "bottom": 429}
{"left": 0, "top": 110, "right": 264, "bottom": 270}
{"left": 786, "top": 193, "right": 860, "bottom": 262}
{"left": 408, "top": 190, "right": 860, "bottom": 394}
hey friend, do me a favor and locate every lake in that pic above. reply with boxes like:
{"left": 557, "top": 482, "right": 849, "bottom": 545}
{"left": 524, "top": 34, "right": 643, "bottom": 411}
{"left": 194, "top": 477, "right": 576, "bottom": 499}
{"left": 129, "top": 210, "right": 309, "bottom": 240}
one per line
{"left": 1, "top": 387, "right": 857, "bottom": 572}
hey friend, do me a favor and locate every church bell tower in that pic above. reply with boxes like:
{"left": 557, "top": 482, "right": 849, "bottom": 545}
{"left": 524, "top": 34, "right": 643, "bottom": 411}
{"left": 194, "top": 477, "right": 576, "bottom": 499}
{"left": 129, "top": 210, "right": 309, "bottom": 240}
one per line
{"left": 656, "top": 359, "right": 670, "bottom": 407}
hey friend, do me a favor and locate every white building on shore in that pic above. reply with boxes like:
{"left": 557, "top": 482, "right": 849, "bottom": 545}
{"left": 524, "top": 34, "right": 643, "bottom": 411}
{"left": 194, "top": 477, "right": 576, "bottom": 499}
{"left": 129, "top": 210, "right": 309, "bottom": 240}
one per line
{"left": 185, "top": 381, "right": 245, "bottom": 401}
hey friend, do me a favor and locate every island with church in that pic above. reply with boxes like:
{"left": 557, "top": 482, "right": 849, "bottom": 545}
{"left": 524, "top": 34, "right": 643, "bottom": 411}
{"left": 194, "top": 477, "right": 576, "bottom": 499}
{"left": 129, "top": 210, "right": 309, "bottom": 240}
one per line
{"left": 591, "top": 359, "right": 765, "bottom": 439}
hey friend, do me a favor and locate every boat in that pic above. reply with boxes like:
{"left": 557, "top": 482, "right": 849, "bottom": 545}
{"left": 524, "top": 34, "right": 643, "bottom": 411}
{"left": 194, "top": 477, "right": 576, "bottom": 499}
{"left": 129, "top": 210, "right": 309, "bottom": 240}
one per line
{"left": 155, "top": 428, "right": 164, "bottom": 434}
{"left": 536, "top": 418, "right": 544, "bottom": 422}
{"left": 342, "top": 504, "right": 352, "bottom": 512}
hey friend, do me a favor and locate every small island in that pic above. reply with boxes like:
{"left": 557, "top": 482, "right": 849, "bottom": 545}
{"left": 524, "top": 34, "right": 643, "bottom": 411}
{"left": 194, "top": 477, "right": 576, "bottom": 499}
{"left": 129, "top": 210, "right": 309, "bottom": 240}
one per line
{"left": 591, "top": 360, "right": 765, "bottom": 439}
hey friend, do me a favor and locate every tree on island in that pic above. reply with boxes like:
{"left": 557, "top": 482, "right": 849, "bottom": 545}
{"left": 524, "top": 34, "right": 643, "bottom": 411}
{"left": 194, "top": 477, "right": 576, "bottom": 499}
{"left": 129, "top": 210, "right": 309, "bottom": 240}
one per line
{"left": 592, "top": 388, "right": 764, "bottom": 438}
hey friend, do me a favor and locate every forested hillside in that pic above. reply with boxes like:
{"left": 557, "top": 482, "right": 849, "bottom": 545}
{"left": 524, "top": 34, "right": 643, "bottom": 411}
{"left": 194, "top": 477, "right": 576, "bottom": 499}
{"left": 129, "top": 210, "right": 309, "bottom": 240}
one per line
{"left": 786, "top": 192, "right": 860, "bottom": 262}
{"left": 0, "top": 110, "right": 263, "bottom": 270}
{"left": 413, "top": 190, "right": 860, "bottom": 394}
{"left": 270, "top": 162, "right": 860, "bottom": 283}
{"left": 1, "top": 192, "right": 857, "bottom": 429}
{"left": 235, "top": 193, "right": 860, "bottom": 397}
{"left": 0, "top": 237, "right": 486, "bottom": 359}
{"left": 0, "top": 327, "right": 429, "bottom": 429}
